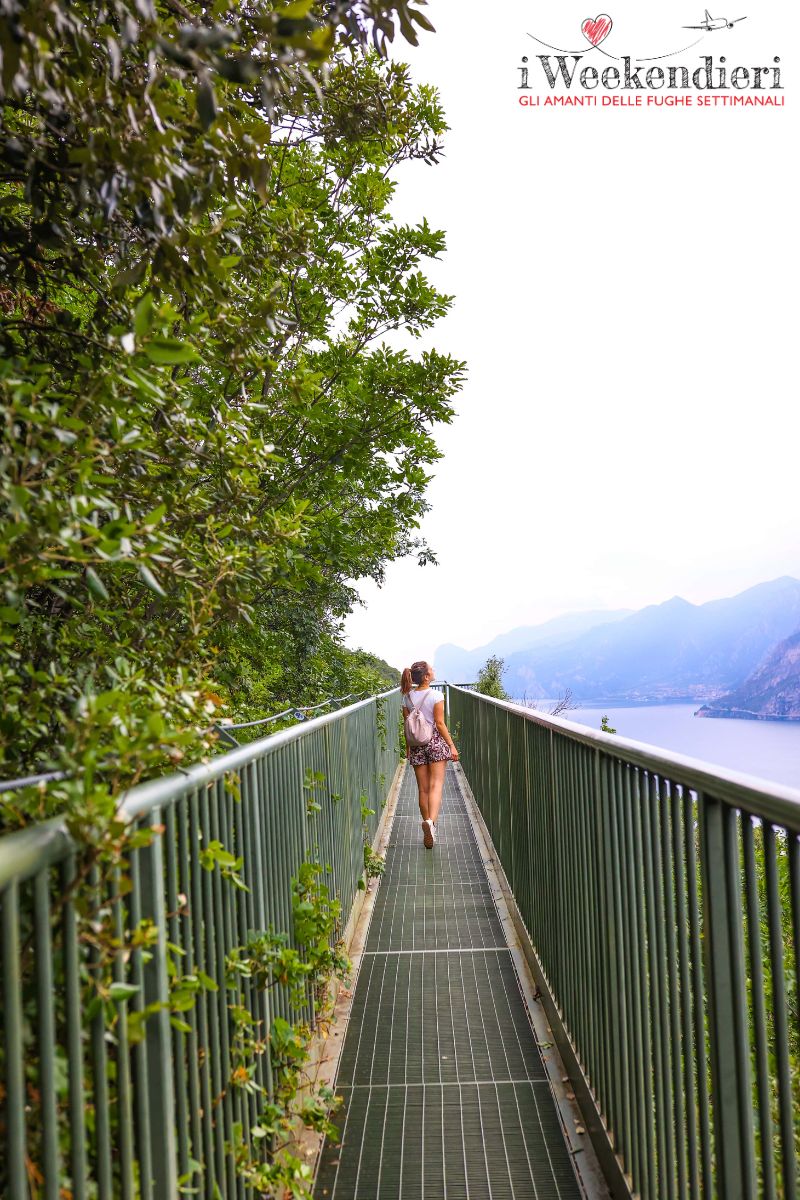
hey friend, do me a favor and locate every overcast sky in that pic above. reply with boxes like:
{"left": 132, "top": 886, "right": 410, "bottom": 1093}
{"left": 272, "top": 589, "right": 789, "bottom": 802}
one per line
{"left": 343, "top": 0, "right": 798, "bottom": 671}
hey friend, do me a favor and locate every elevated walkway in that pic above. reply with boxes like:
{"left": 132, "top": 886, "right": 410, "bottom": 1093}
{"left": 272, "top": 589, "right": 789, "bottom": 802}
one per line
{"left": 4, "top": 685, "right": 798, "bottom": 1199}
{"left": 314, "top": 765, "right": 590, "bottom": 1199}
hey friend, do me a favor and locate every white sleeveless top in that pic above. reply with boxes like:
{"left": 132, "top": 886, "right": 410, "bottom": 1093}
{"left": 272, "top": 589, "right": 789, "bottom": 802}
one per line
{"left": 402, "top": 688, "right": 443, "bottom": 723}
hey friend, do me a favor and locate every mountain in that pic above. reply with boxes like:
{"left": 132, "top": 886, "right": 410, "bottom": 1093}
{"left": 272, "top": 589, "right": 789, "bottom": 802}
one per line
{"left": 696, "top": 629, "right": 800, "bottom": 721}
{"left": 435, "top": 609, "right": 633, "bottom": 682}
{"left": 449, "top": 577, "right": 800, "bottom": 704}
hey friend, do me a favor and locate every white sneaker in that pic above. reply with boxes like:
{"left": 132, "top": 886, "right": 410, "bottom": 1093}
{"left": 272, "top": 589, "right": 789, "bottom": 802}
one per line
{"left": 422, "top": 819, "right": 434, "bottom": 849}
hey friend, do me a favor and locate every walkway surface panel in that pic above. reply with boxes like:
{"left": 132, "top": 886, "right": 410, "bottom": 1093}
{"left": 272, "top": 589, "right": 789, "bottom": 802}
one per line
{"left": 314, "top": 767, "right": 583, "bottom": 1200}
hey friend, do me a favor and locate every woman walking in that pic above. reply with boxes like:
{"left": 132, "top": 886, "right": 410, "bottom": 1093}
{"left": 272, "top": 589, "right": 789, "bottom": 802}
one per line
{"left": 401, "top": 661, "right": 459, "bottom": 848}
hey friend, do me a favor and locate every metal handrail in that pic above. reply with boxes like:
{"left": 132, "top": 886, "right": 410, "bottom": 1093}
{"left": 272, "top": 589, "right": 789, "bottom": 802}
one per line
{"left": 449, "top": 684, "right": 800, "bottom": 1200}
{"left": 0, "top": 768, "right": 70, "bottom": 795}
{"left": 0, "top": 688, "right": 403, "bottom": 1199}
{"left": 122, "top": 689, "right": 398, "bottom": 820}
{"left": 0, "top": 689, "right": 401, "bottom": 890}
{"left": 464, "top": 688, "right": 800, "bottom": 831}
{"left": 216, "top": 690, "right": 373, "bottom": 732}
{"left": 0, "top": 687, "right": 397, "bottom": 794}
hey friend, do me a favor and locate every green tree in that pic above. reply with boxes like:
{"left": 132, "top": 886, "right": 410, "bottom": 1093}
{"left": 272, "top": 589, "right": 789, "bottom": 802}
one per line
{"left": 0, "top": 2, "right": 462, "bottom": 821}
{"left": 475, "top": 655, "right": 509, "bottom": 700}
{"left": 1, "top": 5, "right": 457, "bottom": 1195}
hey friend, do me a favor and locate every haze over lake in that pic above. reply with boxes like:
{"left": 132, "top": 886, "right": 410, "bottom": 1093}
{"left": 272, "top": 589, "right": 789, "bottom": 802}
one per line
{"left": 551, "top": 703, "right": 800, "bottom": 791}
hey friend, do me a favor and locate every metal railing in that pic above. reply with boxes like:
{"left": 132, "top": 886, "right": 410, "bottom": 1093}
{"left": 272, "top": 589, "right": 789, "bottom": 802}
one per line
{"left": 449, "top": 686, "right": 800, "bottom": 1200}
{"left": 0, "top": 689, "right": 402, "bottom": 1200}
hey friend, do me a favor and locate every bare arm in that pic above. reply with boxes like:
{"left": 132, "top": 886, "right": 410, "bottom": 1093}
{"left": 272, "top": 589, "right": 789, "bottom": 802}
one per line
{"left": 433, "top": 700, "right": 459, "bottom": 761}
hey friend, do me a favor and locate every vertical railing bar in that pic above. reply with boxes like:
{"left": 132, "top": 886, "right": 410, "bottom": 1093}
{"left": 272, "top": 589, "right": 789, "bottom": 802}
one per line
{"left": 112, "top": 868, "right": 135, "bottom": 1200}
{"left": 88, "top": 865, "right": 113, "bottom": 1200}
{"left": 623, "top": 763, "right": 647, "bottom": 1195}
{"left": 600, "top": 750, "right": 623, "bottom": 1151}
{"left": 789, "top": 833, "right": 800, "bottom": 1038}
{"left": 591, "top": 748, "right": 611, "bottom": 1125}
{"left": 234, "top": 769, "right": 254, "bottom": 1200}
{"left": 575, "top": 739, "right": 587, "bottom": 1070}
{"left": 176, "top": 797, "right": 203, "bottom": 1189}
{"left": 138, "top": 807, "right": 179, "bottom": 1200}
{"left": 238, "top": 760, "right": 261, "bottom": 1143}
{"left": 198, "top": 784, "right": 226, "bottom": 1187}
{"left": 63, "top": 854, "right": 89, "bottom": 1200}
{"left": 741, "top": 814, "right": 777, "bottom": 1200}
{"left": 673, "top": 785, "right": 697, "bottom": 1199}
{"left": 577, "top": 743, "right": 595, "bottom": 1089}
{"left": 660, "top": 779, "right": 686, "bottom": 1199}
{"left": 609, "top": 757, "right": 632, "bottom": 1171}
{"left": 762, "top": 822, "right": 798, "bottom": 1200}
{"left": 34, "top": 870, "right": 61, "bottom": 1200}
{"left": 2, "top": 880, "right": 28, "bottom": 1200}
{"left": 227, "top": 770, "right": 248, "bottom": 1199}
{"left": 683, "top": 790, "right": 712, "bottom": 1198}
{"left": 164, "top": 803, "right": 190, "bottom": 1185}
{"left": 560, "top": 737, "right": 574, "bottom": 1044}
{"left": 129, "top": 837, "right": 154, "bottom": 1200}
{"left": 632, "top": 767, "right": 656, "bottom": 1200}
{"left": 255, "top": 753, "right": 275, "bottom": 1104}
{"left": 214, "top": 775, "right": 236, "bottom": 1190}
{"left": 723, "top": 805, "right": 757, "bottom": 1198}
{"left": 699, "top": 789, "right": 749, "bottom": 1199}
{"left": 189, "top": 789, "right": 216, "bottom": 1197}
{"left": 579, "top": 742, "right": 594, "bottom": 1076}
{"left": 644, "top": 774, "right": 675, "bottom": 1200}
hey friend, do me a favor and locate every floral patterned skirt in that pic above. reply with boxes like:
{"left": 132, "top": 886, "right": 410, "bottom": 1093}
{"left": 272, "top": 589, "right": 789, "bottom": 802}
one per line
{"left": 408, "top": 728, "right": 453, "bottom": 767}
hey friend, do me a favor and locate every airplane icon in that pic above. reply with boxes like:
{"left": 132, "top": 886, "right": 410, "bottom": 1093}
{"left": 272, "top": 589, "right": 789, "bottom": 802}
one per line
{"left": 683, "top": 9, "right": 747, "bottom": 29}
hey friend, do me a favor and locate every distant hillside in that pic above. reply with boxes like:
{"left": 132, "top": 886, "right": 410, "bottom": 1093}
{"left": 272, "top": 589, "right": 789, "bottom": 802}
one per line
{"left": 445, "top": 577, "right": 800, "bottom": 704}
{"left": 696, "top": 630, "right": 800, "bottom": 721}
{"left": 435, "top": 609, "right": 632, "bottom": 682}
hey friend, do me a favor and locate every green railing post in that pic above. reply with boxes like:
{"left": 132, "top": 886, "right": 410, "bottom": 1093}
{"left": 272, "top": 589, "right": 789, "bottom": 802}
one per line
{"left": 138, "top": 805, "right": 179, "bottom": 1200}
{"left": 697, "top": 793, "right": 750, "bottom": 1200}
{"left": 2, "top": 880, "right": 26, "bottom": 1200}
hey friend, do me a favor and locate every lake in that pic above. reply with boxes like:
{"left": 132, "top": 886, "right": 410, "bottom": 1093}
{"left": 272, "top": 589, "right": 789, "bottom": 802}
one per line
{"left": 536, "top": 703, "right": 800, "bottom": 792}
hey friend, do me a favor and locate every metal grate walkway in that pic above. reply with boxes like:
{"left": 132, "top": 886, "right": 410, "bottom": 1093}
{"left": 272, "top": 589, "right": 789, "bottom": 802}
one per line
{"left": 314, "top": 766, "right": 584, "bottom": 1199}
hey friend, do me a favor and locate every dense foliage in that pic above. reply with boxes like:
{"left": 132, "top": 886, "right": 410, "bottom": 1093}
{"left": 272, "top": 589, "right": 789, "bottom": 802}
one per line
{"left": 1, "top": 5, "right": 452, "bottom": 1195}
{"left": 0, "top": 0, "right": 464, "bottom": 818}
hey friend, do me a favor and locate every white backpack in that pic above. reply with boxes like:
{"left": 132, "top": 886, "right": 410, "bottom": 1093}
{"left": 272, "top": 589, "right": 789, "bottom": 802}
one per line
{"left": 404, "top": 690, "right": 434, "bottom": 747}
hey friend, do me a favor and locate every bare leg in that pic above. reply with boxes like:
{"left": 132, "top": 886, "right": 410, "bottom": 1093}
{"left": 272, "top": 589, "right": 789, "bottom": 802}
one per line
{"left": 413, "top": 763, "right": 431, "bottom": 821}
{"left": 427, "top": 760, "right": 447, "bottom": 825}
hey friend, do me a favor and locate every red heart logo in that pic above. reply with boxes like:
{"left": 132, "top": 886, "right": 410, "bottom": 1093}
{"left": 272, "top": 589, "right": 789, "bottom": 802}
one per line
{"left": 581, "top": 14, "right": 613, "bottom": 47}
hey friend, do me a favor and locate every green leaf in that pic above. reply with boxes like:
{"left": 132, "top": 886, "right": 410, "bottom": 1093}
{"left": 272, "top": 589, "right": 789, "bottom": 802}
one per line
{"left": 134, "top": 293, "right": 155, "bottom": 336}
{"left": 138, "top": 564, "right": 167, "bottom": 597}
{"left": 142, "top": 338, "right": 200, "bottom": 365}
{"left": 0, "top": 607, "right": 22, "bottom": 625}
{"left": 109, "top": 982, "right": 140, "bottom": 1003}
{"left": 409, "top": 7, "right": 436, "bottom": 34}
{"left": 85, "top": 567, "right": 109, "bottom": 601}
{"left": 197, "top": 71, "right": 218, "bottom": 131}
{"left": 143, "top": 503, "right": 167, "bottom": 527}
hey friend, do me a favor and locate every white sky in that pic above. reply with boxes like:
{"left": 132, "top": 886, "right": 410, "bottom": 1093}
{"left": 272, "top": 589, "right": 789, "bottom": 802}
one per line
{"left": 343, "top": 0, "right": 799, "bottom": 671}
